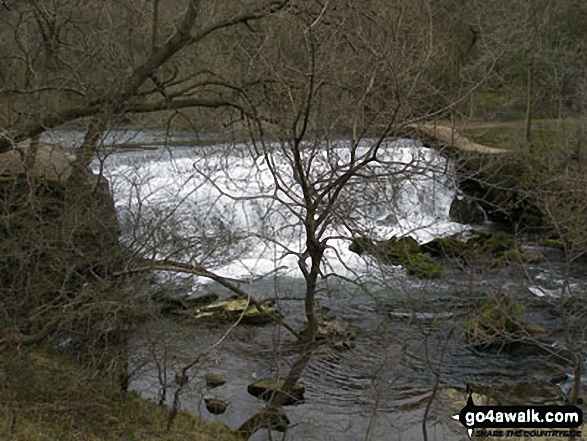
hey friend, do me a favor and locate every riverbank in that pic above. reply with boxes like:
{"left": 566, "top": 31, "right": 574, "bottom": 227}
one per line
{"left": 0, "top": 344, "right": 237, "bottom": 441}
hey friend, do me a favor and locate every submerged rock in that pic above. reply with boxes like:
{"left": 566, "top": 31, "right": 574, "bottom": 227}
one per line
{"left": 316, "top": 320, "right": 356, "bottom": 351}
{"left": 247, "top": 378, "right": 305, "bottom": 405}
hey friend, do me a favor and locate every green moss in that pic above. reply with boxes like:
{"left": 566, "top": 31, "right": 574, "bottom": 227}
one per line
{"left": 350, "top": 235, "right": 444, "bottom": 279}
{"left": 482, "top": 231, "right": 516, "bottom": 256}
{"left": 465, "top": 293, "right": 527, "bottom": 347}
{"left": 405, "top": 253, "right": 443, "bottom": 279}
{"left": 377, "top": 236, "right": 420, "bottom": 265}
{"left": 542, "top": 237, "right": 565, "bottom": 249}
{"left": 422, "top": 230, "right": 527, "bottom": 267}
{"left": 421, "top": 235, "right": 467, "bottom": 258}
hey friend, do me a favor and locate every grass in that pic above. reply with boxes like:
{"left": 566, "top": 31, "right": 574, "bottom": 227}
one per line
{"left": 0, "top": 344, "right": 237, "bottom": 441}
{"left": 457, "top": 117, "right": 586, "bottom": 156}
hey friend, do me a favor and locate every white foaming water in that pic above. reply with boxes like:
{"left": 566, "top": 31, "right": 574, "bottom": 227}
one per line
{"left": 89, "top": 133, "right": 466, "bottom": 283}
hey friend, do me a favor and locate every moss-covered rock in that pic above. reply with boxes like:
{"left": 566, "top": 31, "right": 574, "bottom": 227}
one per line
{"left": 378, "top": 236, "right": 443, "bottom": 278}
{"left": 420, "top": 234, "right": 469, "bottom": 258}
{"left": 405, "top": 252, "right": 443, "bottom": 279}
{"left": 193, "top": 299, "right": 279, "bottom": 326}
{"left": 541, "top": 237, "right": 565, "bottom": 249}
{"left": 422, "top": 230, "right": 539, "bottom": 266}
{"left": 482, "top": 231, "right": 516, "bottom": 256}
{"left": 465, "top": 293, "right": 547, "bottom": 350}
{"left": 377, "top": 236, "right": 420, "bottom": 264}
{"left": 351, "top": 230, "right": 533, "bottom": 277}
{"left": 349, "top": 235, "right": 443, "bottom": 279}
{"left": 205, "top": 373, "right": 226, "bottom": 389}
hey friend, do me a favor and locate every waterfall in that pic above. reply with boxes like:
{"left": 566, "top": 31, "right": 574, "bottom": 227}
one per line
{"left": 76, "top": 131, "right": 467, "bottom": 282}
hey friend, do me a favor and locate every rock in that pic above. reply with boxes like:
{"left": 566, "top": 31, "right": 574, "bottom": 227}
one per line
{"left": 315, "top": 319, "right": 356, "bottom": 351}
{"left": 0, "top": 139, "right": 76, "bottom": 183}
{"left": 377, "top": 236, "right": 420, "bottom": 264}
{"left": 205, "top": 373, "right": 226, "bottom": 388}
{"left": 247, "top": 378, "right": 305, "bottom": 405}
{"left": 332, "top": 338, "right": 355, "bottom": 351}
{"left": 193, "top": 298, "right": 279, "bottom": 325}
{"left": 404, "top": 252, "right": 443, "bottom": 279}
{"left": 1, "top": 141, "right": 121, "bottom": 293}
{"left": 317, "top": 320, "right": 349, "bottom": 338}
{"left": 449, "top": 196, "right": 486, "bottom": 224}
{"left": 158, "top": 293, "right": 219, "bottom": 315}
{"left": 421, "top": 234, "right": 470, "bottom": 258}
{"left": 349, "top": 235, "right": 443, "bottom": 279}
{"left": 204, "top": 397, "right": 229, "bottom": 415}
{"left": 542, "top": 237, "right": 565, "bottom": 249}
{"left": 464, "top": 293, "right": 549, "bottom": 351}
{"left": 482, "top": 231, "right": 516, "bottom": 256}
{"left": 422, "top": 230, "right": 538, "bottom": 266}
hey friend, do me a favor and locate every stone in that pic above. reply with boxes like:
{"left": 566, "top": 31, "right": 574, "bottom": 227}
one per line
{"left": 464, "top": 293, "right": 549, "bottom": 352}
{"left": 349, "top": 235, "right": 443, "bottom": 279}
{"left": 315, "top": 320, "right": 356, "bottom": 350}
{"left": 205, "top": 373, "right": 226, "bottom": 389}
{"left": 0, "top": 141, "right": 121, "bottom": 286}
{"left": 158, "top": 293, "right": 219, "bottom": 315}
{"left": 247, "top": 378, "right": 305, "bottom": 405}
{"left": 204, "top": 397, "right": 229, "bottom": 415}
{"left": 0, "top": 139, "right": 77, "bottom": 183}
{"left": 193, "top": 298, "right": 279, "bottom": 325}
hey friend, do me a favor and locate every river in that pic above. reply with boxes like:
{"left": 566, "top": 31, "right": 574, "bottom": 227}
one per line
{"left": 44, "top": 128, "right": 587, "bottom": 440}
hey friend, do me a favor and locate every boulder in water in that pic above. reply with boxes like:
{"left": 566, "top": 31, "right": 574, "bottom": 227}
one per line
{"left": 204, "top": 397, "right": 229, "bottom": 415}
{"left": 247, "top": 378, "right": 305, "bottom": 405}
{"left": 349, "top": 235, "right": 444, "bottom": 279}
{"left": 464, "top": 293, "right": 549, "bottom": 351}
{"left": 193, "top": 298, "right": 279, "bottom": 325}
{"left": 205, "top": 372, "right": 226, "bottom": 389}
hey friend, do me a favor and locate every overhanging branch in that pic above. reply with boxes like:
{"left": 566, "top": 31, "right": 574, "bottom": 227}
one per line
{"left": 113, "top": 259, "right": 301, "bottom": 340}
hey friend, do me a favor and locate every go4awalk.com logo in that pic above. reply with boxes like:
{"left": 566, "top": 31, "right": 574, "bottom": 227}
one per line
{"left": 452, "top": 394, "right": 583, "bottom": 438}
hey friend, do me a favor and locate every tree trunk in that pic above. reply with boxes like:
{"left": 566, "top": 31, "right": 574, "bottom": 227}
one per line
{"left": 525, "top": 55, "right": 534, "bottom": 148}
